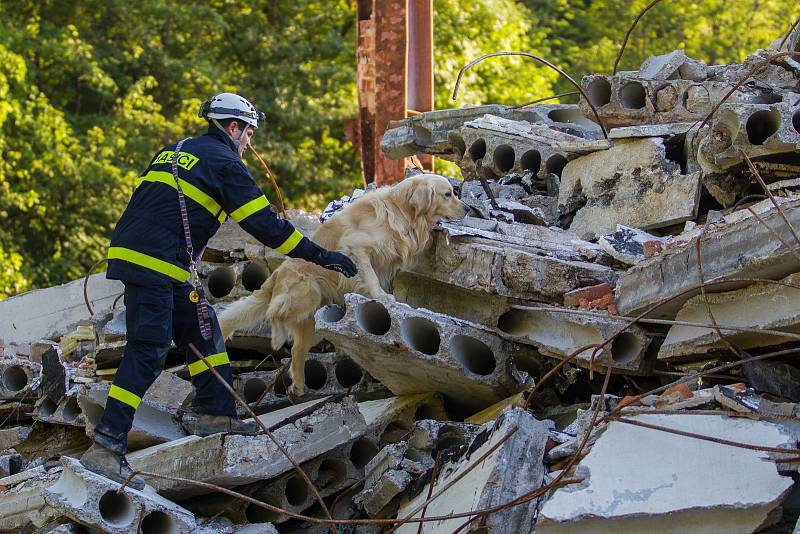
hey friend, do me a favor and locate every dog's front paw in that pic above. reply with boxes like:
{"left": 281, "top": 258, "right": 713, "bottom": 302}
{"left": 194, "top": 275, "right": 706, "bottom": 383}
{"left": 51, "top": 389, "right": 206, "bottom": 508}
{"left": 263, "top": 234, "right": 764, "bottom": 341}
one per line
{"left": 288, "top": 382, "right": 306, "bottom": 398}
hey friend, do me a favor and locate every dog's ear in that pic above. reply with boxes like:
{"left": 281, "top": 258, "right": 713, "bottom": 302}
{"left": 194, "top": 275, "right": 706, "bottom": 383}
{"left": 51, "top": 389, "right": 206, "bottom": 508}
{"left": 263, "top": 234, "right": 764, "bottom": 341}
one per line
{"left": 408, "top": 181, "right": 434, "bottom": 215}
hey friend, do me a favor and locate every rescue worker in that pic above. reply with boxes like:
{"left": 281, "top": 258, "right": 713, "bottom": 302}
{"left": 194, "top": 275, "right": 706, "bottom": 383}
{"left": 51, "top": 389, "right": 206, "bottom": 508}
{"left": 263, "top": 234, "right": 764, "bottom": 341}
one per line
{"left": 79, "top": 93, "right": 357, "bottom": 489}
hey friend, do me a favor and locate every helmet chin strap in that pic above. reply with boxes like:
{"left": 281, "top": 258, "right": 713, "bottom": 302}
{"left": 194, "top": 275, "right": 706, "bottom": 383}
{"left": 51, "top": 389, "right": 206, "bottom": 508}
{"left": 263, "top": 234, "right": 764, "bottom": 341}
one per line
{"left": 211, "top": 117, "right": 248, "bottom": 154}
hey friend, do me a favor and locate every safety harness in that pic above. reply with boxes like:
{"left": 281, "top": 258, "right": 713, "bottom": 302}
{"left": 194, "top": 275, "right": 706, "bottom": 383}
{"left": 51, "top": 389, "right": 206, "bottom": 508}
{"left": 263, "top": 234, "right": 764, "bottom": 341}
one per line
{"left": 171, "top": 138, "right": 213, "bottom": 341}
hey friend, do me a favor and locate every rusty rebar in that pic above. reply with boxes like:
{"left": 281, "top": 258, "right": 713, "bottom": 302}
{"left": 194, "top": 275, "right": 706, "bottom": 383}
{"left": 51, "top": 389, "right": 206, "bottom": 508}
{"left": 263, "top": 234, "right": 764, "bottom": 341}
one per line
{"left": 511, "top": 91, "right": 580, "bottom": 109}
{"left": 248, "top": 145, "right": 288, "bottom": 219}
{"left": 612, "top": 0, "right": 668, "bottom": 74}
{"left": 452, "top": 51, "right": 609, "bottom": 139}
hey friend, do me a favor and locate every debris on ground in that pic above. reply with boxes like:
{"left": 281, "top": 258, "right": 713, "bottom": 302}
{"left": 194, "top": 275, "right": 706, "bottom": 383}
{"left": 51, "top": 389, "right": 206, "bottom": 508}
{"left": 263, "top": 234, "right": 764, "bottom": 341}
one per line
{"left": 2, "top": 29, "right": 800, "bottom": 533}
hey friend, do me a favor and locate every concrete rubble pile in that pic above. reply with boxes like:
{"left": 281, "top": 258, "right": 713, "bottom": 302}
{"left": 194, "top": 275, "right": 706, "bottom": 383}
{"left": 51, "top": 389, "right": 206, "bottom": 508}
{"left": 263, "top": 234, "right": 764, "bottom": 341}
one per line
{"left": 2, "top": 31, "right": 800, "bottom": 533}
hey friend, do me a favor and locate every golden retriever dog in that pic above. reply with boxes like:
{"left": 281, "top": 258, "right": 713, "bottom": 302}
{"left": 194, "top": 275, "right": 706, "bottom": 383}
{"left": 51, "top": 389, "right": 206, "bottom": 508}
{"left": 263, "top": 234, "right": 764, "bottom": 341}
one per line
{"left": 218, "top": 174, "right": 468, "bottom": 396}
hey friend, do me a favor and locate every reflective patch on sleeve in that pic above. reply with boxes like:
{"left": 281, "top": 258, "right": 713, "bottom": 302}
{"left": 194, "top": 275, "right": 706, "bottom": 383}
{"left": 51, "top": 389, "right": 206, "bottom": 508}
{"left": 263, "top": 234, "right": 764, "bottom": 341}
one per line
{"left": 275, "top": 230, "right": 304, "bottom": 255}
{"left": 230, "top": 195, "right": 271, "bottom": 222}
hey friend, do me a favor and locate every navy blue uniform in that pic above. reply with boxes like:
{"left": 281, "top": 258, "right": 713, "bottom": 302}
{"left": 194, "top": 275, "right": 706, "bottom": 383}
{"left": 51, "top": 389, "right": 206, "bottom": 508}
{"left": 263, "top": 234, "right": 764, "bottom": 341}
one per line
{"left": 94, "top": 126, "right": 329, "bottom": 453}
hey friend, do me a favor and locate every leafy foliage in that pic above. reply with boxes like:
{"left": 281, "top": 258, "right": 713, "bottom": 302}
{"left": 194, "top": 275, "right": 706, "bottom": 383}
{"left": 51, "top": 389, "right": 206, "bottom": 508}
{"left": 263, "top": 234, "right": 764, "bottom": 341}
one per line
{"left": 0, "top": 0, "right": 795, "bottom": 297}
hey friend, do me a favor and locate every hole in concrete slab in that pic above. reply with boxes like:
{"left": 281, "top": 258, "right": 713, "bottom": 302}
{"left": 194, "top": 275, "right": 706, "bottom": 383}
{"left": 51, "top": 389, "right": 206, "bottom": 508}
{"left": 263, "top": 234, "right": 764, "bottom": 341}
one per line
{"left": 319, "top": 305, "right": 345, "bottom": 323}
{"left": 242, "top": 262, "right": 268, "bottom": 292}
{"left": 304, "top": 360, "right": 328, "bottom": 390}
{"left": 451, "top": 134, "right": 467, "bottom": 159}
{"left": 414, "top": 403, "right": 440, "bottom": 421}
{"left": 400, "top": 317, "right": 440, "bottom": 355}
{"left": 469, "top": 139, "right": 487, "bottom": 161}
{"left": 497, "top": 309, "right": 528, "bottom": 336}
{"left": 284, "top": 476, "right": 309, "bottom": 507}
{"left": 793, "top": 110, "right": 800, "bottom": 134}
{"left": 751, "top": 92, "right": 783, "bottom": 104}
{"left": 141, "top": 510, "right": 177, "bottom": 534}
{"left": 380, "top": 420, "right": 412, "bottom": 447}
{"left": 2, "top": 366, "right": 28, "bottom": 392}
{"left": 512, "top": 354, "right": 541, "bottom": 380}
{"left": 244, "top": 378, "right": 268, "bottom": 403}
{"left": 545, "top": 154, "right": 568, "bottom": 177}
{"left": 434, "top": 431, "right": 468, "bottom": 457}
{"left": 98, "top": 490, "right": 135, "bottom": 527}
{"left": 356, "top": 301, "right": 391, "bottom": 336}
{"left": 207, "top": 267, "right": 236, "bottom": 298}
{"left": 493, "top": 144, "right": 516, "bottom": 173}
{"left": 315, "top": 458, "right": 347, "bottom": 489}
{"left": 245, "top": 500, "right": 281, "bottom": 523}
{"left": 548, "top": 108, "right": 584, "bottom": 124}
{"left": 610, "top": 332, "right": 642, "bottom": 364}
{"left": 450, "top": 335, "right": 496, "bottom": 376}
{"left": 62, "top": 396, "right": 82, "bottom": 421}
{"left": 350, "top": 437, "right": 379, "bottom": 469}
{"left": 334, "top": 358, "right": 363, "bottom": 387}
{"left": 619, "top": 82, "right": 647, "bottom": 109}
{"left": 520, "top": 150, "right": 541, "bottom": 173}
{"left": 38, "top": 398, "right": 58, "bottom": 418}
{"left": 746, "top": 109, "right": 781, "bottom": 145}
{"left": 586, "top": 77, "right": 612, "bottom": 106}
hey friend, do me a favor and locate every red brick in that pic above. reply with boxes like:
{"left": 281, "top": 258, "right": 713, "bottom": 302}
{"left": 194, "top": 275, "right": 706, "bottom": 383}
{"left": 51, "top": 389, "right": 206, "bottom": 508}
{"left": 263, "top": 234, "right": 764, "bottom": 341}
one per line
{"left": 644, "top": 240, "right": 663, "bottom": 258}
{"left": 564, "top": 283, "right": 613, "bottom": 308}
{"left": 663, "top": 383, "right": 693, "bottom": 400}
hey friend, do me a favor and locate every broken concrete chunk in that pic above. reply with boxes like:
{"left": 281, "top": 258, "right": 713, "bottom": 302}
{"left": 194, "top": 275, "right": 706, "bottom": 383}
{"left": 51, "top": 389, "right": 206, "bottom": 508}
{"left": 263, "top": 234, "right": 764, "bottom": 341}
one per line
{"left": 0, "top": 469, "right": 62, "bottom": 532}
{"left": 616, "top": 197, "right": 800, "bottom": 318}
{"left": 79, "top": 371, "right": 192, "bottom": 450}
{"left": 127, "top": 397, "right": 367, "bottom": 497}
{"left": 44, "top": 457, "right": 196, "bottom": 533}
{"left": 598, "top": 225, "right": 668, "bottom": 265}
{"left": 0, "top": 426, "right": 32, "bottom": 451}
{"left": 559, "top": 138, "right": 701, "bottom": 239}
{"left": 0, "top": 356, "right": 40, "bottom": 400}
{"left": 660, "top": 272, "right": 800, "bottom": 361}
{"left": 315, "top": 294, "right": 531, "bottom": 411}
{"left": 396, "top": 407, "right": 550, "bottom": 534}
{"left": 497, "top": 304, "right": 652, "bottom": 374}
{"left": 537, "top": 414, "right": 795, "bottom": 533}
{"left": 33, "top": 387, "right": 85, "bottom": 428}
{"left": 638, "top": 49, "right": 708, "bottom": 81}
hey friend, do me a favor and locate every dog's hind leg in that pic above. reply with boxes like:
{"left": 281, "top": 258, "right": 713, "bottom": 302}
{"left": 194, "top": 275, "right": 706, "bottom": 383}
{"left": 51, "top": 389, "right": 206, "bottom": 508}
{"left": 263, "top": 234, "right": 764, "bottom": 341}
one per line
{"left": 288, "top": 317, "right": 317, "bottom": 397}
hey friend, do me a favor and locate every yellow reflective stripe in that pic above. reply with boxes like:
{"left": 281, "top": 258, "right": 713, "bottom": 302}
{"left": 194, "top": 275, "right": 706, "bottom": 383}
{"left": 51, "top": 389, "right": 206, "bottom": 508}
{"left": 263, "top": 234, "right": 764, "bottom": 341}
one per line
{"left": 230, "top": 195, "right": 270, "bottom": 222}
{"left": 108, "top": 247, "right": 190, "bottom": 282}
{"left": 187, "top": 352, "right": 231, "bottom": 377}
{"left": 136, "top": 171, "right": 227, "bottom": 222}
{"left": 275, "top": 230, "right": 304, "bottom": 255}
{"left": 109, "top": 385, "right": 142, "bottom": 410}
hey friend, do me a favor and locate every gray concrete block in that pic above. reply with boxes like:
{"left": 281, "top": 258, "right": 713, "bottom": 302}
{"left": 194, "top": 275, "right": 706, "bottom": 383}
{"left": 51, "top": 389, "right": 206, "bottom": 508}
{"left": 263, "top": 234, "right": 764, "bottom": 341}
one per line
{"left": 559, "top": 137, "right": 701, "bottom": 240}
{"left": 79, "top": 371, "right": 192, "bottom": 451}
{"left": 696, "top": 102, "right": 800, "bottom": 180}
{"left": 451, "top": 114, "right": 609, "bottom": 181}
{"left": 0, "top": 470, "right": 62, "bottom": 532}
{"left": 316, "top": 294, "right": 532, "bottom": 411}
{"left": 659, "top": 272, "right": 800, "bottom": 361}
{"left": 497, "top": 304, "right": 652, "bottom": 374}
{"left": 33, "top": 388, "right": 85, "bottom": 428}
{"left": 126, "top": 397, "right": 367, "bottom": 498}
{"left": 616, "top": 196, "right": 800, "bottom": 318}
{"left": 0, "top": 425, "right": 32, "bottom": 451}
{"left": 0, "top": 357, "right": 40, "bottom": 400}
{"left": 396, "top": 407, "right": 550, "bottom": 534}
{"left": 44, "top": 457, "right": 195, "bottom": 533}
{"left": 578, "top": 73, "right": 774, "bottom": 129}
{"left": 0, "top": 274, "right": 123, "bottom": 355}
{"left": 537, "top": 414, "right": 795, "bottom": 533}
{"left": 234, "top": 352, "right": 390, "bottom": 415}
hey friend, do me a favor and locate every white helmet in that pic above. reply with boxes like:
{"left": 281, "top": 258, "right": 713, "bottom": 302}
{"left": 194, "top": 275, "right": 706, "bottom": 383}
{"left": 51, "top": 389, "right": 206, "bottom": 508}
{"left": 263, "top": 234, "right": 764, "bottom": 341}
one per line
{"left": 199, "top": 92, "right": 264, "bottom": 129}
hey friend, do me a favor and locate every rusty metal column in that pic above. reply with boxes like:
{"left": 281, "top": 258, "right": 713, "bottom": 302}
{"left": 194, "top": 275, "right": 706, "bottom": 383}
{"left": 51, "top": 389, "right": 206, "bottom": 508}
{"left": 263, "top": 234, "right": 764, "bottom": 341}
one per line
{"left": 356, "top": 0, "right": 408, "bottom": 186}
{"left": 407, "top": 0, "right": 434, "bottom": 172}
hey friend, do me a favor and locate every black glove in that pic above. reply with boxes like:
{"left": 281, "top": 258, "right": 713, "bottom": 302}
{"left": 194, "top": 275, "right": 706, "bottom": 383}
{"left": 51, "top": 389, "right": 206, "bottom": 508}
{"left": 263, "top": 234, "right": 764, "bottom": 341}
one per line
{"left": 316, "top": 250, "right": 358, "bottom": 277}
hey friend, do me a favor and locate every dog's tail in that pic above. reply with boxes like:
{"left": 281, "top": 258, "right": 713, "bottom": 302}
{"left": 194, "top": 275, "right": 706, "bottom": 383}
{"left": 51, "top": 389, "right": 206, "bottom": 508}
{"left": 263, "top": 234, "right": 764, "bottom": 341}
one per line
{"left": 217, "top": 275, "right": 276, "bottom": 340}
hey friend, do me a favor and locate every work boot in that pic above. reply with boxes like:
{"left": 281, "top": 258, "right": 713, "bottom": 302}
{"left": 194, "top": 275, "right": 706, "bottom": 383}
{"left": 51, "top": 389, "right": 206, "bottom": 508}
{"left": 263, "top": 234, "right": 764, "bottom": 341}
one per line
{"left": 182, "top": 414, "right": 259, "bottom": 437}
{"left": 79, "top": 443, "right": 146, "bottom": 491}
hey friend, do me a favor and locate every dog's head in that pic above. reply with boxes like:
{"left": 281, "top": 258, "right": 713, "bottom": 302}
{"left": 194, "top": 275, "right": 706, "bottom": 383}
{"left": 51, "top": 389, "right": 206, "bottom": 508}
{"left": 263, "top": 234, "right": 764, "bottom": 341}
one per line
{"left": 403, "top": 174, "right": 468, "bottom": 222}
